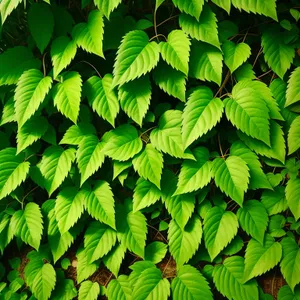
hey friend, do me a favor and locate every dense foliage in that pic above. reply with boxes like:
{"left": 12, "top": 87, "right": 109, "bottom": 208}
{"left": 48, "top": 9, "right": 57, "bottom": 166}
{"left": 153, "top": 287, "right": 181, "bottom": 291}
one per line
{"left": 0, "top": 0, "right": 300, "bottom": 299}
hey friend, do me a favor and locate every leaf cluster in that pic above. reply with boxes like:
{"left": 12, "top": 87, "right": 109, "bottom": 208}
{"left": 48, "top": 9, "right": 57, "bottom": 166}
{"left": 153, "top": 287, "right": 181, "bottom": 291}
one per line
{"left": 0, "top": 0, "right": 300, "bottom": 299}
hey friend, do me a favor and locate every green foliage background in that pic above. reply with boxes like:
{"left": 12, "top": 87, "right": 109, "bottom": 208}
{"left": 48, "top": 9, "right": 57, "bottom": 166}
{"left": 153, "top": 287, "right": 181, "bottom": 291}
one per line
{"left": 0, "top": 0, "right": 300, "bottom": 299}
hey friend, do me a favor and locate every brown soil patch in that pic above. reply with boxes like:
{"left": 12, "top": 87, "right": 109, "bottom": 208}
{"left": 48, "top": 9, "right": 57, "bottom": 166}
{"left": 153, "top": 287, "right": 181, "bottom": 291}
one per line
{"left": 157, "top": 255, "right": 176, "bottom": 279}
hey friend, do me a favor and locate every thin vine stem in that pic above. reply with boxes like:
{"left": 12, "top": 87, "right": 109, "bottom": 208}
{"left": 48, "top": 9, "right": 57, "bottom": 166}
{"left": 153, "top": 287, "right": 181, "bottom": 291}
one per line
{"left": 42, "top": 52, "right": 47, "bottom": 77}
{"left": 215, "top": 71, "right": 230, "bottom": 98}
{"left": 80, "top": 60, "right": 102, "bottom": 78}
{"left": 149, "top": 34, "right": 167, "bottom": 42}
{"left": 218, "top": 135, "right": 224, "bottom": 158}
{"left": 156, "top": 14, "right": 179, "bottom": 28}
{"left": 139, "top": 126, "right": 157, "bottom": 138}
{"left": 153, "top": 8, "right": 159, "bottom": 42}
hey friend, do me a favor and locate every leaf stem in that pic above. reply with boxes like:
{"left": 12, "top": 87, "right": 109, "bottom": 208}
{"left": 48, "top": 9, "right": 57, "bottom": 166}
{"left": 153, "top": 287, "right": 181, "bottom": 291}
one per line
{"left": 42, "top": 52, "right": 47, "bottom": 77}
{"left": 139, "top": 126, "right": 157, "bottom": 138}
{"left": 252, "top": 47, "right": 263, "bottom": 68}
{"left": 156, "top": 14, "right": 179, "bottom": 28}
{"left": 218, "top": 134, "right": 224, "bottom": 158}
{"left": 149, "top": 34, "right": 167, "bottom": 42}
{"left": 22, "top": 186, "right": 39, "bottom": 203}
{"left": 257, "top": 69, "right": 273, "bottom": 79}
{"left": 153, "top": 8, "right": 159, "bottom": 42}
{"left": 148, "top": 224, "right": 168, "bottom": 243}
{"left": 79, "top": 60, "right": 102, "bottom": 78}
{"left": 215, "top": 71, "right": 230, "bottom": 98}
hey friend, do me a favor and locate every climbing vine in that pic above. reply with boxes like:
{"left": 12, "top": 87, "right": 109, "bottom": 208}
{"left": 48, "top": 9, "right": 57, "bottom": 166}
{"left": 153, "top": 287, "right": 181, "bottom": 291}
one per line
{"left": 0, "top": 0, "right": 300, "bottom": 299}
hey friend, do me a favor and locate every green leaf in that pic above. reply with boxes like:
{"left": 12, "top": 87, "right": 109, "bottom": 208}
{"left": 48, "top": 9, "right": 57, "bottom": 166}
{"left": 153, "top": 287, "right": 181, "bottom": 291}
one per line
{"left": 11, "top": 203, "right": 43, "bottom": 250}
{"left": 278, "top": 285, "right": 300, "bottom": 300}
{"left": 48, "top": 209, "right": 75, "bottom": 263}
{"left": 39, "top": 146, "right": 76, "bottom": 196}
{"left": 132, "top": 144, "right": 163, "bottom": 189}
{"left": 84, "top": 181, "right": 116, "bottom": 229}
{"left": 15, "top": 69, "right": 52, "bottom": 128}
{"left": 144, "top": 242, "right": 168, "bottom": 264}
{"left": 153, "top": 62, "right": 186, "bottom": 102}
{"left": 161, "top": 170, "right": 195, "bottom": 228}
{"left": 172, "top": 265, "right": 213, "bottom": 300}
{"left": 133, "top": 178, "right": 161, "bottom": 212}
{"left": 237, "top": 200, "right": 269, "bottom": 245}
{"left": 286, "top": 67, "right": 300, "bottom": 107}
{"left": 280, "top": 237, "right": 300, "bottom": 292}
{"left": 286, "top": 178, "right": 300, "bottom": 221}
{"left": 189, "top": 41, "right": 223, "bottom": 85}
{"left": 132, "top": 267, "right": 170, "bottom": 300}
{"left": 230, "top": 141, "right": 272, "bottom": 190}
{"left": 231, "top": 0, "right": 277, "bottom": 21}
{"left": 129, "top": 261, "right": 159, "bottom": 284}
{"left": 222, "top": 235, "right": 244, "bottom": 256}
{"left": 182, "top": 86, "right": 224, "bottom": 149}
{"left": 103, "top": 244, "right": 126, "bottom": 276}
{"left": 179, "top": 5, "right": 220, "bottom": 49}
{"left": 290, "top": 8, "right": 300, "bottom": 22}
{"left": 78, "top": 281, "right": 100, "bottom": 300}
{"left": 222, "top": 41, "right": 251, "bottom": 73}
{"left": 172, "top": 0, "right": 204, "bottom": 20}
{"left": 175, "top": 147, "right": 212, "bottom": 195}
{"left": 101, "top": 124, "right": 143, "bottom": 161}
{"left": 213, "top": 256, "right": 259, "bottom": 300}
{"left": 76, "top": 248, "right": 99, "bottom": 283}
{"left": 225, "top": 80, "right": 271, "bottom": 145}
{"left": 93, "top": 0, "right": 122, "bottom": 19}
{"left": 52, "top": 71, "right": 82, "bottom": 124}
{"left": 270, "top": 79, "right": 296, "bottom": 127}
{"left": 119, "top": 76, "right": 151, "bottom": 126}
{"left": 51, "top": 279, "right": 77, "bottom": 300}
{"left": 72, "top": 10, "right": 104, "bottom": 57}
{"left": 234, "top": 63, "right": 256, "bottom": 81}
{"left": 60, "top": 123, "right": 96, "bottom": 145}
{"left": 0, "top": 46, "right": 41, "bottom": 86}
{"left": 244, "top": 235, "right": 282, "bottom": 282}
{"left": 168, "top": 216, "right": 202, "bottom": 267}
{"left": 261, "top": 26, "right": 295, "bottom": 79}
{"left": 84, "top": 221, "right": 117, "bottom": 263}
{"left": 204, "top": 206, "right": 239, "bottom": 260}
{"left": 151, "top": 110, "right": 194, "bottom": 159}
{"left": 160, "top": 30, "right": 191, "bottom": 75}
{"left": 116, "top": 205, "right": 147, "bottom": 258}
{"left": 245, "top": 80, "right": 282, "bottom": 122}
{"left": 0, "top": 213, "right": 14, "bottom": 254}
{"left": 107, "top": 275, "right": 132, "bottom": 300}
{"left": 211, "top": 0, "right": 231, "bottom": 14}
{"left": 112, "top": 30, "right": 160, "bottom": 87}
{"left": 288, "top": 116, "right": 300, "bottom": 155}
{"left": 77, "top": 135, "right": 105, "bottom": 185}
{"left": 0, "top": 97, "right": 15, "bottom": 126}
{"left": 51, "top": 36, "right": 77, "bottom": 78}
{"left": 113, "top": 160, "right": 132, "bottom": 180}
{"left": 55, "top": 187, "right": 85, "bottom": 234}
{"left": 261, "top": 186, "right": 288, "bottom": 216}
{"left": 238, "top": 120, "right": 286, "bottom": 164}
{"left": 212, "top": 156, "right": 249, "bottom": 206}
{"left": 0, "top": 148, "right": 30, "bottom": 200}
{"left": 17, "top": 116, "right": 48, "bottom": 154}
{"left": 28, "top": 3, "right": 54, "bottom": 53}
{"left": 0, "top": 0, "right": 22, "bottom": 25}
{"left": 84, "top": 74, "right": 119, "bottom": 127}
{"left": 155, "top": 0, "right": 165, "bottom": 11}
{"left": 31, "top": 264, "right": 56, "bottom": 300}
